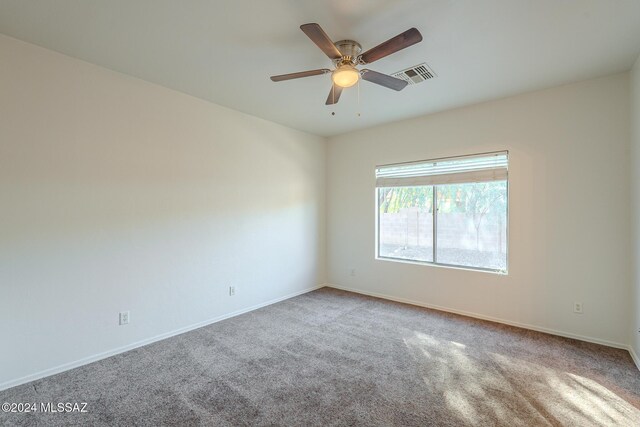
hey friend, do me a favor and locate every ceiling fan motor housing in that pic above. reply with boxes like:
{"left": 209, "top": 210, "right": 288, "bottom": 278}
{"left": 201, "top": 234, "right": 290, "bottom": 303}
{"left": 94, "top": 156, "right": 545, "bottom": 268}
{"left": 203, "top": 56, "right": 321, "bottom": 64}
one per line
{"left": 334, "top": 40, "right": 362, "bottom": 65}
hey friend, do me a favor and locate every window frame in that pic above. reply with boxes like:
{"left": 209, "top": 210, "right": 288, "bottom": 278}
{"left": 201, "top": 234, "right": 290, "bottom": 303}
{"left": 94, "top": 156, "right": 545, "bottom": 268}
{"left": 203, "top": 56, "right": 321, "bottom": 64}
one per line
{"left": 374, "top": 152, "right": 509, "bottom": 275}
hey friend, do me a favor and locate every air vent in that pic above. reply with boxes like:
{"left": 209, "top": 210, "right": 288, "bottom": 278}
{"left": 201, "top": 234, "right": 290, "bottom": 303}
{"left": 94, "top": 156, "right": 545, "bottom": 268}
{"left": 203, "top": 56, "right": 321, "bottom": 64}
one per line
{"left": 392, "top": 63, "right": 436, "bottom": 85}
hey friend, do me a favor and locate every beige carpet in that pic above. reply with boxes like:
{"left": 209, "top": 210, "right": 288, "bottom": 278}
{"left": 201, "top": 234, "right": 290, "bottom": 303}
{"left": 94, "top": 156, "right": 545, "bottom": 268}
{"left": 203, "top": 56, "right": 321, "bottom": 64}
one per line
{"left": 1, "top": 287, "right": 639, "bottom": 426}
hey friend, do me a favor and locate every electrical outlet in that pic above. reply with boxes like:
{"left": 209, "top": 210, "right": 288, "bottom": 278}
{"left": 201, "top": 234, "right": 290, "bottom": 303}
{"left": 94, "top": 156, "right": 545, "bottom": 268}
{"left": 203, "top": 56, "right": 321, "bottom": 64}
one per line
{"left": 573, "top": 302, "right": 583, "bottom": 314}
{"left": 229, "top": 286, "right": 235, "bottom": 296}
{"left": 119, "top": 311, "right": 130, "bottom": 325}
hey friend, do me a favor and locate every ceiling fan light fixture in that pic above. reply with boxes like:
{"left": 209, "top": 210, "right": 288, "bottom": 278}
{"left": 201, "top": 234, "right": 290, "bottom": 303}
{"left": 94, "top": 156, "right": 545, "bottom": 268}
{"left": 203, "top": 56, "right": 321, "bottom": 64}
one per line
{"left": 332, "top": 65, "right": 359, "bottom": 88}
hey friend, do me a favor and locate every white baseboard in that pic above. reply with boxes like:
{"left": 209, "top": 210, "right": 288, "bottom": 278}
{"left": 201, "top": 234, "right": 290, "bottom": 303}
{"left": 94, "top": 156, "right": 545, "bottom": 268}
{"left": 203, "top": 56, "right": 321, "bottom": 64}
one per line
{"left": 0, "top": 285, "right": 324, "bottom": 392}
{"left": 326, "top": 283, "right": 635, "bottom": 355}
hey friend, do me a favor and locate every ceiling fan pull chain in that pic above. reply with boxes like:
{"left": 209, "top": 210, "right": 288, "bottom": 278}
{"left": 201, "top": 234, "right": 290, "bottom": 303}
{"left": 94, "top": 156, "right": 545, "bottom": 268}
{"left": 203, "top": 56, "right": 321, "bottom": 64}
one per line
{"left": 357, "top": 78, "right": 361, "bottom": 117}
{"left": 331, "top": 84, "right": 335, "bottom": 115}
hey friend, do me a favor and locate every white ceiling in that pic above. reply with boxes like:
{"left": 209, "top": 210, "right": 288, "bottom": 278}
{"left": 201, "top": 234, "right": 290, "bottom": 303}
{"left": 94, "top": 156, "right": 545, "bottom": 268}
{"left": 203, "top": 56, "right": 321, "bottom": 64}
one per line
{"left": 1, "top": 0, "right": 639, "bottom": 137}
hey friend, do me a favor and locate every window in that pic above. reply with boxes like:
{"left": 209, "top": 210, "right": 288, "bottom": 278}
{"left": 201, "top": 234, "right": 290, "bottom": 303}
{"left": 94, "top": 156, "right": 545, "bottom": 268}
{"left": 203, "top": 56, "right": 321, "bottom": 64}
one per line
{"left": 376, "top": 152, "right": 508, "bottom": 273}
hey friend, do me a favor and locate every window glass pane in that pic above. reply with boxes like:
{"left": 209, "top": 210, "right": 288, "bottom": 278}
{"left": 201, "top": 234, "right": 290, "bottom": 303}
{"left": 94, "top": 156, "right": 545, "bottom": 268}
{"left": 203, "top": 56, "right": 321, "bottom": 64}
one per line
{"left": 378, "top": 186, "right": 433, "bottom": 262}
{"left": 435, "top": 181, "right": 507, "bottom": 270}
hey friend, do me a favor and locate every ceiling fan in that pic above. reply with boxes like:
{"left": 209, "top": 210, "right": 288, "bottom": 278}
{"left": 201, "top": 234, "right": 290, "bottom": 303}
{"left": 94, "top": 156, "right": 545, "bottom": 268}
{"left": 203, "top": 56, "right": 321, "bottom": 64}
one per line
{"left": 270, "top": 23, "right": 423, "bottom": 105}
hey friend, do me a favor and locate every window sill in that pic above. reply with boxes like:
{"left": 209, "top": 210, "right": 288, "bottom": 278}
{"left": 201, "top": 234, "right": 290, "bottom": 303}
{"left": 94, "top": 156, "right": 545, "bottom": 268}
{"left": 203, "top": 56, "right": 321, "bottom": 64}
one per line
{"left": 375, "top": 255, "right": 508, "bottom": 275}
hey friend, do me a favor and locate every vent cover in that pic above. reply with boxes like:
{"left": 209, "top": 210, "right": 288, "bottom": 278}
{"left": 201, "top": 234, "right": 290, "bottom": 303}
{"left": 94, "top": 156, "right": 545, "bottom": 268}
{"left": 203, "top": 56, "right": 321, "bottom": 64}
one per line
{"left": 392, "top": 63, "right": 436, "bottom": 85}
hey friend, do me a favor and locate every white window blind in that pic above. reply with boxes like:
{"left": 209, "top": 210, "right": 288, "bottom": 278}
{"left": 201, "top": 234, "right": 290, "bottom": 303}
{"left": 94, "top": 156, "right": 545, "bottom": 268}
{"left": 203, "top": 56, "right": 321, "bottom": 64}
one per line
{"left": 375, "top": 151, "right": 508, "bottom": 188}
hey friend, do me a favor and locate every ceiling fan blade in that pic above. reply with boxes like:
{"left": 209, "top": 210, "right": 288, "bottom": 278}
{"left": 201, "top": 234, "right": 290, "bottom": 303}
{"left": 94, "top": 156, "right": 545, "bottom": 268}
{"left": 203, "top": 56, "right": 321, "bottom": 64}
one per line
{"left": 361, "top": 69, "right": 408, "bottom": 91}
{"left": 325, "top": 84, "right": 343, "bottom": 105}
{"left": 270, "top": 69, "right": 331, "bottom": 82}
{"left": 359, "top": 28, "right": 423, "bottom": 64}
{"left": 300, "top": 23, "right": 343, "bottom": 60}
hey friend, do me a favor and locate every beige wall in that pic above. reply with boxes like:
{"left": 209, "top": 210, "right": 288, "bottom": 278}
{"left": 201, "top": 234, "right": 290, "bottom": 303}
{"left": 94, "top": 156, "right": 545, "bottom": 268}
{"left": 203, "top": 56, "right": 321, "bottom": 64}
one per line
{"left": 0, "top": 34, "right": 326, "bottom": 388}
{"left": 327, "top": 73, "right": 631, "bottom": 348}
{"left": 632, "top": 55, "right": 640, "bottom": 361}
